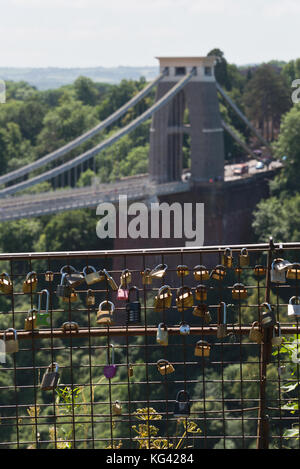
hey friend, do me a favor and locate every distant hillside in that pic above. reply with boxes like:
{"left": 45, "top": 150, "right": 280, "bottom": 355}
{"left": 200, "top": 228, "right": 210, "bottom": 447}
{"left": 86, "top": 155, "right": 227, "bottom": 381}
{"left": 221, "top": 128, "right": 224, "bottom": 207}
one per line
{"left": 0, "top": 66, "right": 159, "bottom": 90}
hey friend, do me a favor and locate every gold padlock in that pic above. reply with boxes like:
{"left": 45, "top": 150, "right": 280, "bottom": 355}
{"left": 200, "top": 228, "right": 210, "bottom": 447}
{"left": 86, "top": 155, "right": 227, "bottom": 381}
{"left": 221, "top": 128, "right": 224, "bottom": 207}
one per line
{"left": 156, "top": 359, "right": 175, "bottom": 375}
{"left": 62, "top": 288, "right": 78, "bottom": 303}
{"left": 0, "top": 272, "right": 13, "bottom": 294}
{"left": 103, "top": 269, "right": 118, "bottom": 291}
{"left": 150, "top": 264, "right": 168, "bottom": 279}
{"left": 210, "top": 265, "right": 226, "bottom": 281}
{"left": 154, "top": 285, "right": 172, "bottom": 311}
{"left": 221, "top": 248, "right": 233, "bottom": 268}
{"left": 176, "top": 286, "right": 194, "bottom": 312}
{"left": 86, "top": 289, "right": 95, "bottom": 306}
{"left": 249, "top": 321, "right": 263, "bottom": 344}
{"left": 23, "top": 271, "right": 38, "bottom": 293}
{"left": 25, "top": 309, "right": 38, "bottom": 331}
{"left": 232, "top": 283, "right": 248, "bottom": 300}
{"left": 217, "top": 302, "right": 227, "bottom": 339}
{"left": 272, "top": 322, "right": 283, "bottom": 347}
{"left": 120, "top": 269, "right": 132, "bottom": 287}
{"left": 45, "top": 271, "right": 54, "bottom": 282}
{"left": 128, "top": 363, "right": 134, "bottom": 378}
{"left": 112, "top": 400, "right": 122, "bottom": 415}
{"left": 97, "top": 300, "right": 115, "bottom": 325}
{"left": 194, "top": 340, "right": 211, "bottom": 357}
{"left": 287, "top": 263, "right": 300, "bottom": 280}
{"left": 193, "top": 304, "right": 208, "bottom": 318}
{"left": 254, "top": 265, "right": 266, "bottom": 278}
{"left": 239, "top": 248, "right": 249, "bottom": 267}
{"left": 193, "top": 265, "right": 210, "bottom": 281}
{"left": 141, "top": 268, "right": 152, "bottom": 285}
{"left": 195, "top": 285, "right": 207, "bottom": 301}
{"left": 176, "top": 265, "right": 189, "bottom": 277}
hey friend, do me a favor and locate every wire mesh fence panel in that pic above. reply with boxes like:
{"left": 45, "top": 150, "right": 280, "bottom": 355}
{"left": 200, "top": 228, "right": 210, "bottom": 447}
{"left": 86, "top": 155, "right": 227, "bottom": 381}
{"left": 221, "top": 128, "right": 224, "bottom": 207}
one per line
{"left": 0, "top": 241, "right": 300, "bottom": 449}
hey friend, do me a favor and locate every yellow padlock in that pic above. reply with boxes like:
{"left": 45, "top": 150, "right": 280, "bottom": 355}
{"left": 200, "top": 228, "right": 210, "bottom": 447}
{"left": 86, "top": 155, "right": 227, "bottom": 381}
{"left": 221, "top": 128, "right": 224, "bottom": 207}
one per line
{"left": 194, "top": 340, "right": 211, "bottom": 357}
{"left": 221, "top": 248, "right": 233, "bottom": 268}
{"left": 195, "top": 285, "right": 207, "bottom": 302}
{"left": 0, "top": 272, "right": 13, "bottom": 294}
{"left": 23, "top": 271, "right": 38, "bottom": 293}
{"left": 176, "top": 265, "right": 189, "bottom": 277}
{"left": 154, "top": 285, "right": 172, "bottom": 311}
{"left": 287, "top": 263, "right": 300, "bottom": 280}
{"left": 210, "top": 265, "right": 226, "bottom": 281}
{"left": 156, "top": 359, "right": 175, "bottom": 375}
{"left": 176, "top": 286, "right": 194, "bottom": 312}
{"left": 232, "top": 283, "right": 248, "bottom": 300}
{"left": 193, "top": 265, "right": 210, "bottom": 281}
{"left": 25, "top": 309, "right": 38, "bottom": 331}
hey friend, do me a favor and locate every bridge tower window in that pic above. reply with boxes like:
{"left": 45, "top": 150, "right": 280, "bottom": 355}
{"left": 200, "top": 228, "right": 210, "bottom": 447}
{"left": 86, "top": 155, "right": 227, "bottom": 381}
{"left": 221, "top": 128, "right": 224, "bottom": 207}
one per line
{"left": 175, "top": 67, "right": 186, "bottom": 76}
{"left": 204, "top": 66, "right": 212, "bottom": 76}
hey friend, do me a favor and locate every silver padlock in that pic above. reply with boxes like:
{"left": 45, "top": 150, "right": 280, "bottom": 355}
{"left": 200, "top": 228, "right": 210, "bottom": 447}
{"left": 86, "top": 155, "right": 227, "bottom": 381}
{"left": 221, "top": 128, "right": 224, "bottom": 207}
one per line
{"left": 3, "top": 328, "right": 19, "bottom": 354}
{"left": 156, "top": 323, "right": 168, "bottom": 346}
{"left": 288, "top": 296, "right": 300, "bottom": 317}
{"left": 179, "top": 321, "right": 190, "bottom": 336}
{"left": 270, "top": 258, "right": 290, "bottom": 284}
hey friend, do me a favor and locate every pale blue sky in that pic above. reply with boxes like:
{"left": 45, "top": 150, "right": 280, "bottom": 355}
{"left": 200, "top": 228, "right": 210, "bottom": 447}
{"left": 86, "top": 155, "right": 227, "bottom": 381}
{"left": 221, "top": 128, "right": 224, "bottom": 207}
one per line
{"left": 0, "top": 0, "right": 297, "bottom": 68}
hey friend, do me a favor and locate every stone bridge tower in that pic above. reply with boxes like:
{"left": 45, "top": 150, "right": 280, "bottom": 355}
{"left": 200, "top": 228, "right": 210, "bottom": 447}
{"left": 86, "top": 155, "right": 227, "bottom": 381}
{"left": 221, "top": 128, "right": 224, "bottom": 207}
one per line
{"left": 149, "top": 57, "right": 225, "bottom": 184}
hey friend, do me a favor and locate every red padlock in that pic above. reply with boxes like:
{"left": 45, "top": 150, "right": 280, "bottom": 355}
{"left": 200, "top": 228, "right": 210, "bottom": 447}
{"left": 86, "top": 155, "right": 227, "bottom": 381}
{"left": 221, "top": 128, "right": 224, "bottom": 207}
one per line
{"left": 117, "top": 285, "right": 129, "bottom": 300}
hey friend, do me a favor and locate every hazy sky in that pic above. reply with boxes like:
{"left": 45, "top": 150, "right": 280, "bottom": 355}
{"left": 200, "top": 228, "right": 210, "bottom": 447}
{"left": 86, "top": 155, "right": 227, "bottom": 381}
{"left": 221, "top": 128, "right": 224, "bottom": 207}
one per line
{"left": 0, "top": 0, "right": 297, "bottom": 68}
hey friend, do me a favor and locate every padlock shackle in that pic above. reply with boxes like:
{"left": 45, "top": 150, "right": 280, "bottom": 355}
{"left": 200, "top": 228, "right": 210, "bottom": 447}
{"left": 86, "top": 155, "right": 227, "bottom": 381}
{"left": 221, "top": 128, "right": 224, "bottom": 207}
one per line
{"left": 158, "top": 322, "right": 168, "bottom": 331}
{"left": 176, "top": 390, "right": 190, "bottom": 402}
{"left": 59, "top": 272, "right": 68, "bottom": 286}
{"left": 48, "top": 362, "right": 59, "bottom": 373}
{"left": 224, "top": 247, "right": 232, "bottom": 256}
{"left": 289, "top": 296, "right": 300, "bottom": 305}
{"left": 0, "top": 272, "right": 10, "bottom": 280}
{"left": 25, "top": 271, "right": 37, "bottom": 281}
{"left": 240, "top": 247, "right": 248, "bottom": 256}
{"left": 99, "top": 300, "right": 115, "bottom": 313}
{"left": 271, "top": 258, "right": 284, "bottom": 270}
{"left": 150, "top": 263, "right": 168, "bottom": 278}
{"left": 261, "top": 302, "right": 272, "bottom": 312}
{"left": 60, "top": 265, "right": 78, "bottom": 275}
{"left": 107, "top": 344, "right": 115, "bottom": 365}
{"left": 3, "top": 328, "right": 17, "bottom": 341}
{"left": 38, "top": 289, "right": 50, "bottom": 314}
{"left": 83, "top": 265, "right": 97, "bottom": 276}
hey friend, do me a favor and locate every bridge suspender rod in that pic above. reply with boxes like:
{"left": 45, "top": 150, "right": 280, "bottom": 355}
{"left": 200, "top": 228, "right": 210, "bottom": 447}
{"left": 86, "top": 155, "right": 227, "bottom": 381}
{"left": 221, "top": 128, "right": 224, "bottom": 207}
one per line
{"left": 216, "top": 82, "right": 270, "bottom": 149}
{"left": 221, "top": 120, "right": 258, "bottom": 159}
{"left": 0, "top": 71, "right": 167, "bottom": 187}
{"left": 0, "top": 69, "right": 196, "bottom": 198}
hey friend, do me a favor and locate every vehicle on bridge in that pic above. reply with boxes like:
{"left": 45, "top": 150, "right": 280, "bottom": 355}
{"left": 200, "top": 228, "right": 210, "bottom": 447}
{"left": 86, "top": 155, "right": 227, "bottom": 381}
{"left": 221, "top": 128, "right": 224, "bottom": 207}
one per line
{"left": 233, "top": 163, "right": 249, "bottom": 176}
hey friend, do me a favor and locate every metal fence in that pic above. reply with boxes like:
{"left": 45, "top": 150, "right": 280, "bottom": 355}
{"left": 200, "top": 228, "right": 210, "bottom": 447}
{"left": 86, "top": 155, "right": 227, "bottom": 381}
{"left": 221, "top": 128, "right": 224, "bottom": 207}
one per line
{"left": 0, "top": 239, "right": 300, "bottom": 450}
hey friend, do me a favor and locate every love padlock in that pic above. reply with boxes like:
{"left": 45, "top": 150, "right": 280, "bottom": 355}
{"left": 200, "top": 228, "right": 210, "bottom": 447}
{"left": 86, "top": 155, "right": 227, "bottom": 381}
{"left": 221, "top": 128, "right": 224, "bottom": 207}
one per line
{"left": 253, "top": 265, "right": 266, "bottom": 278}
{"left": 287, "top": 263, "right": 300, "bottom": 280}
{"left": 83, "top": 265, "right": 104, "bottom": 286}
{"left": 86, "top": 289, "right": 95, "bottom": 307}
{"left": 249, "top": 321, "right": 263, "bottom": 344}
{"left": 272, "top": 322, "right": 283, "bottom": 347}
{"left": 36, "top": 289, "right": 50, "bottom": 327}
{"left": 23, "top": 271, "right": 38, "bottom": 294}
{"left": 239, "top": 248, "right": 249, "bottom": 267}
{"left": 194, "top": 340, "right": 211, "bottom": 357}
{"left": 25, "top": 308, "right": 38, "bottom": 331}
{"left": 156, "top": 359, "right": 175, "bottom": 375}
{"left": 60, "top": 265, "right": 84, "bottom": 288}
{"left": 56, "top": 273, "right": 72, "bottom": 299}
{"left": 270, "top": 258, "right": 289, "bottom": 284}
{"left": 3, "top": 328, "right": 19, "bottom": 354}
{"left": 176, "top": 286, "right": 193, "bottom": 312}
{"left": 195, "top": 285, "right": 207, "bottom": 302}
{"left": 232, "top": 283, "right": 248, "bottom": 300}
{"left": 40, "top": 363, "right": 60, "bottom": 391}
{"left": 117, "top": 285, "right": 129, "bottom": 301}
{"left": 176, "top": 265, "right": 189, "bottom": 277}
{"left": 120, "top": 269, "right": 132, "bottom": 287}
{"left": 156, "top": 323, "right": 168, "bottom": 346}
{"left": 103, "top": 269, "right": 118, "bottom": 291}
{"left": 260, "top": 302, "right": 276, "bottom": 328}
{"left": 0, "top": 272, "right": 13, "bottom": 294}
{"left": 210, "top": 265, "right": 226, "bottom": 281}
{"left": 217, "top": 302, "right": 227, "bottom": 339}
{"left": 179, "top": 321, "right": 190, "bottom": 336}
{"left": 103, "top": 344, "right": 117, "bottom": 379}
{"left": 154, "top": 285, "right": 172, "bottom": 312}
{"left": 97, "top": 300, "right": 115, "bottom": 325}
{"left": 287, "top": 296, "right": 300, "bottom": 317}
{"left": 222, "top": 248, "right": 233, "bottom": 268}
{"left": 150, "top": 264, "right": 168, "bottom": 279}
{"left": 193, "top": 265, "right": 210, "bottom": 281}
{"left": 112, "top": 400, "right": 122, "bottom": 415}
{"left": 174, "top": 390, "right": 190, "bottom": 419}
{"left": 126, "top": 286, "right": 141, "bottom": 324}
{"left": 141, "top": 268, "right": 152, "bottom": 285}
